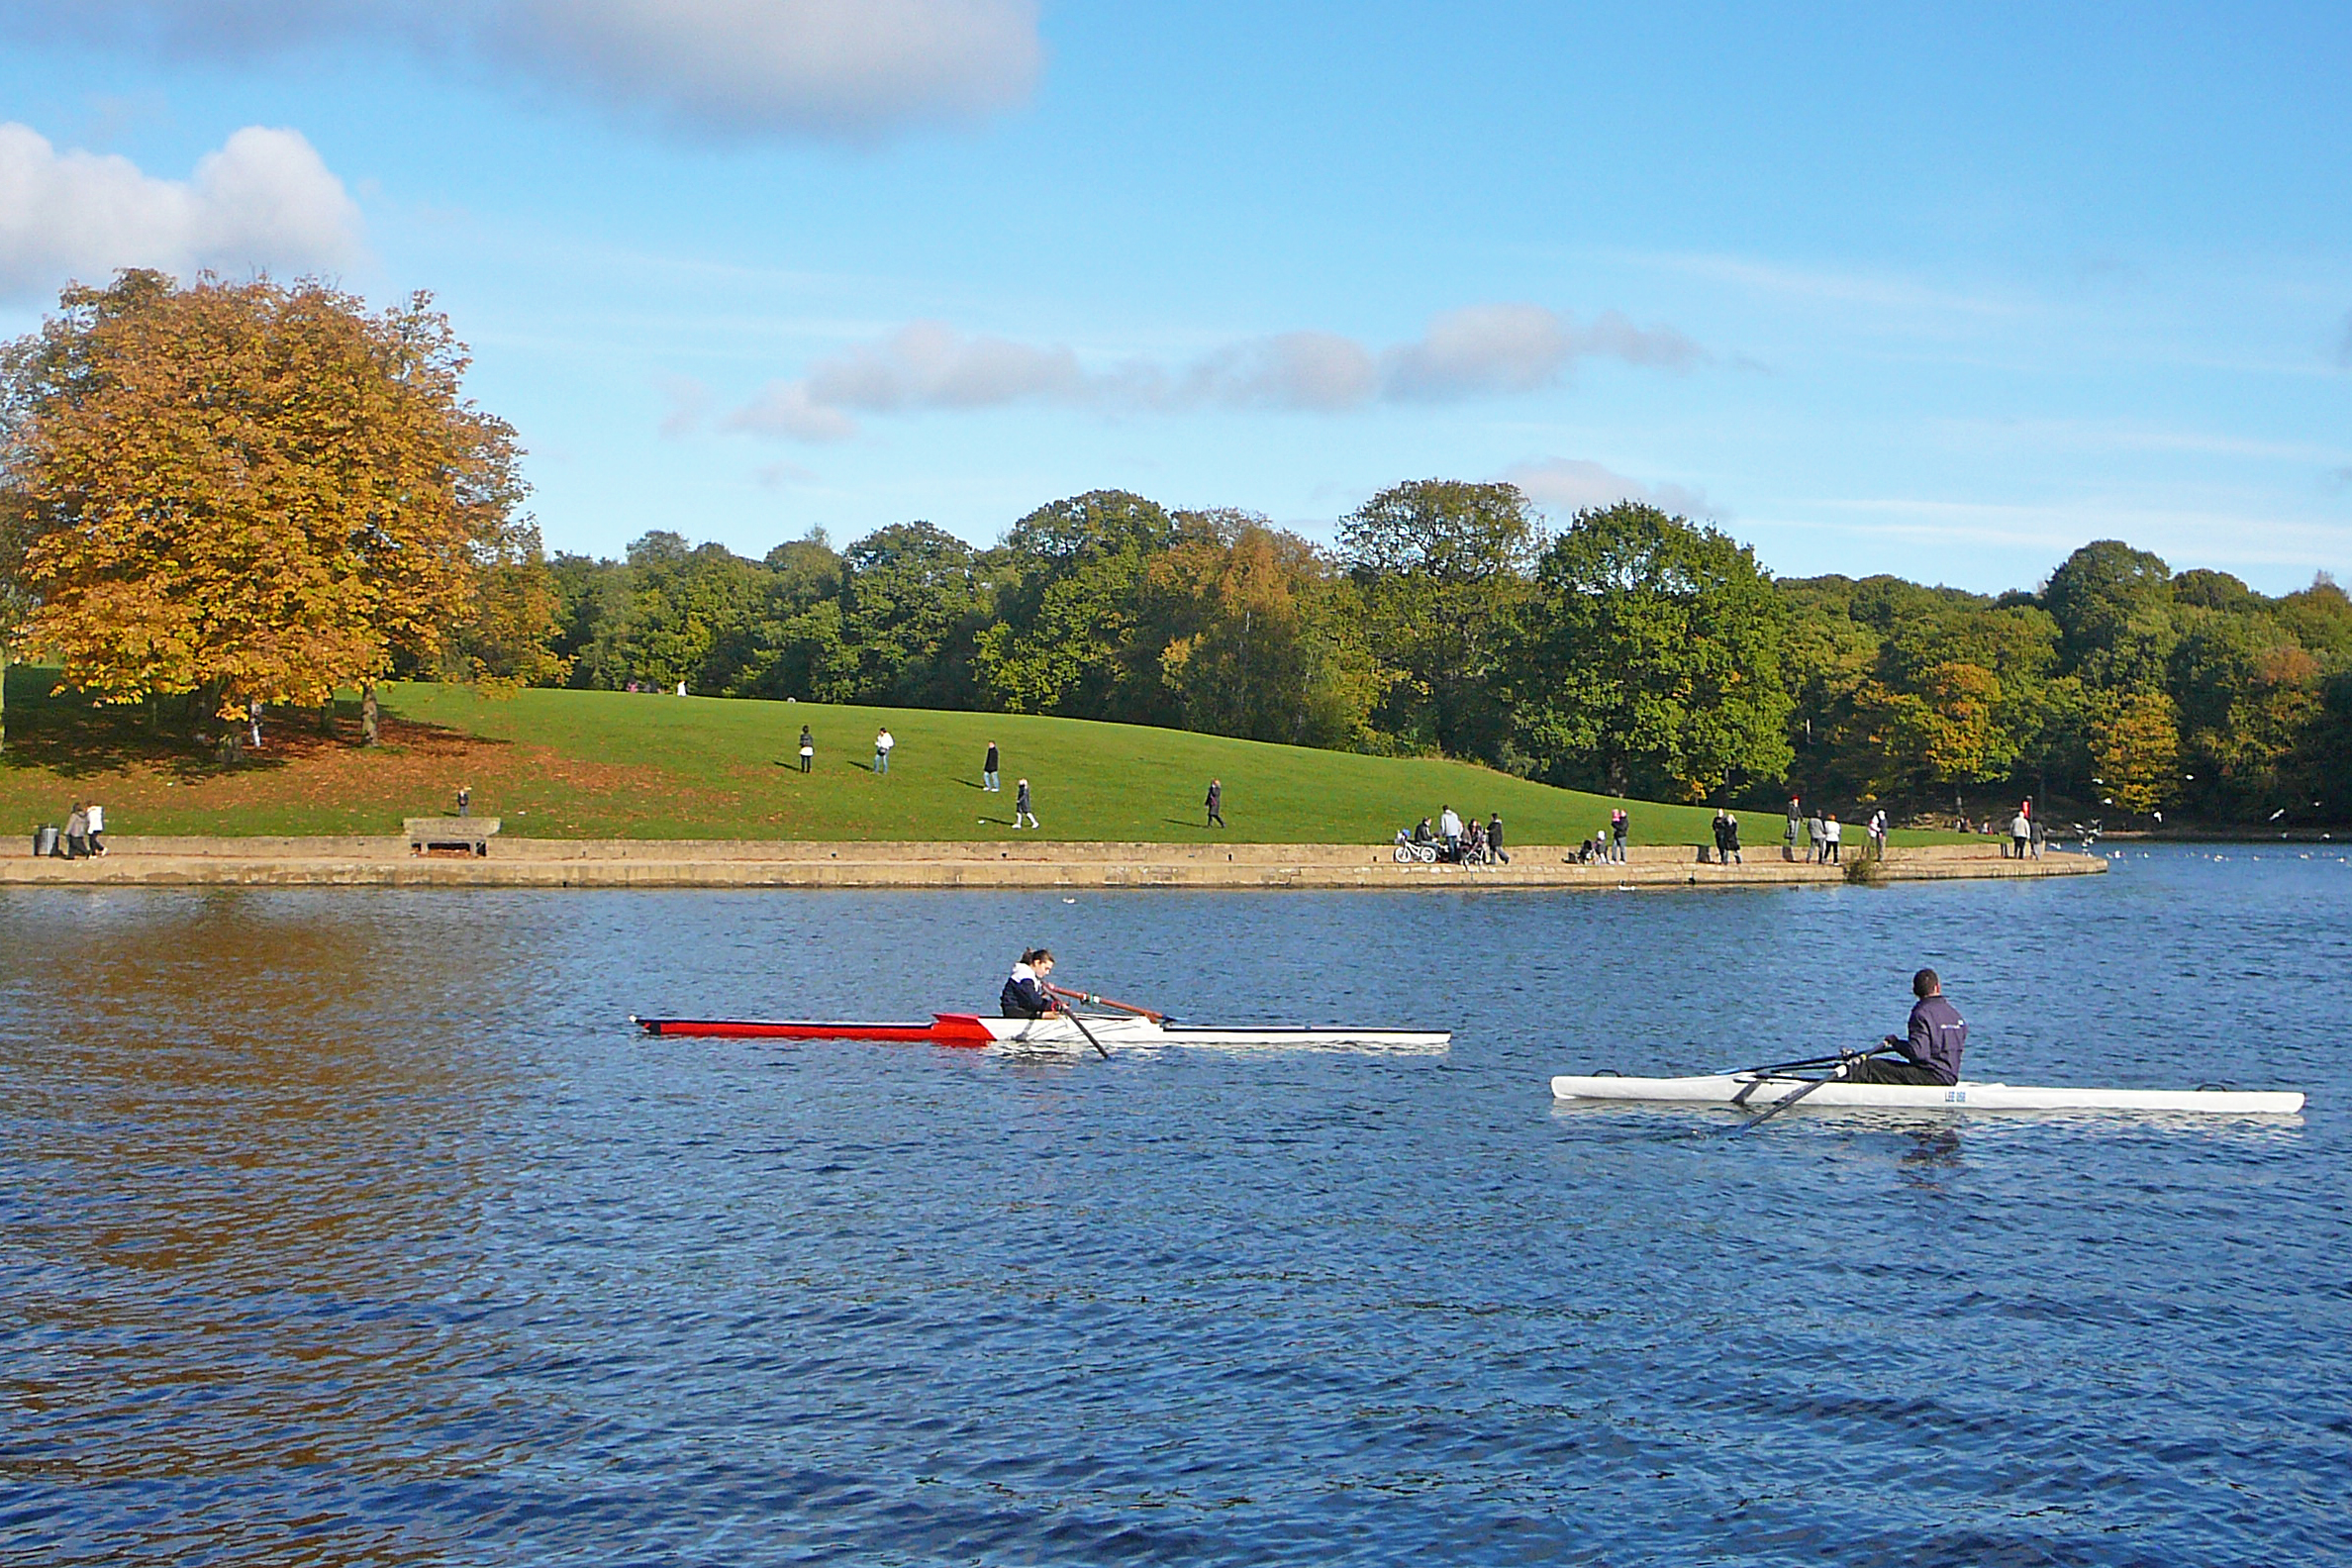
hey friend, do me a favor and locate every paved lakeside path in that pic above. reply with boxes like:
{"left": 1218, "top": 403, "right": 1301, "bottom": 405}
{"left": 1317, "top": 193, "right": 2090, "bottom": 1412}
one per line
{"left": 3, "top": 837, "right": 2107, "bottom": 890}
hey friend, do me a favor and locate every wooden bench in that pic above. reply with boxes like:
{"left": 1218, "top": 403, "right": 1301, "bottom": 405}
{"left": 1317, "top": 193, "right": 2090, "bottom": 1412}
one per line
{"left": 405, "top": 817, "right": 501, "bottom": 857}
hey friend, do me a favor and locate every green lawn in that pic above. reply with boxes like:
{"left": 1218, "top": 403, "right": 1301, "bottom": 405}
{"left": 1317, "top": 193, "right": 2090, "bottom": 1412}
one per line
{"left": 2, "top": 665, "right": 1887, "bottom": 846}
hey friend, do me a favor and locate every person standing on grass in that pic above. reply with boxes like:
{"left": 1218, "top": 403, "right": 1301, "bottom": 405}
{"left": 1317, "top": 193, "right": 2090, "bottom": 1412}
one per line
{"left": 1014, "top": 778, "right": 1037, "bottom": 830}
{"left": 874, "top": 727, "right": 894, "bottom": 776}
{"left": 1206, "top": 778, "right": 1225, "bottom": 828}
{"left": 983, "top": 740, "right": 1000, "bottom": 792}
{"left": 1488, "top": 812, "right": 1508, "bottom": 864}
{"left": 799, "top": 725, "right": 814, "bottom": 773}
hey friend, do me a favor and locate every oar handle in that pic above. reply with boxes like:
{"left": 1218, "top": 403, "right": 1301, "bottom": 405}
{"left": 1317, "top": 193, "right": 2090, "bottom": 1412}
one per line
{"left": 1046, "top": 983, "right": 1163, "bottom": 1022}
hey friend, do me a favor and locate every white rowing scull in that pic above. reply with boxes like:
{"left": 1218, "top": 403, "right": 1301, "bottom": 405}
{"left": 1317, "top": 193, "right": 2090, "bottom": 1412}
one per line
{"left": 1551, "top": 1072, "right": 2303, "bottom": 1115}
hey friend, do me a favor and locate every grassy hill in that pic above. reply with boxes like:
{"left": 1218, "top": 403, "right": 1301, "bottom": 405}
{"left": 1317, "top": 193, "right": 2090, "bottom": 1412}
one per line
{"left": 2, "top": 666, "right": 1856, "bottom": 846}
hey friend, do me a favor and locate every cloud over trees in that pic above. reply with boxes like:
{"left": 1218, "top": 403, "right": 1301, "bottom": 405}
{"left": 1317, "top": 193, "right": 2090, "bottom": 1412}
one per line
{"left": 721, "top": 306, "right": 1708, "bottom": 441}
{"left": 0, "top": 124, "right": 361, "bottom": 301}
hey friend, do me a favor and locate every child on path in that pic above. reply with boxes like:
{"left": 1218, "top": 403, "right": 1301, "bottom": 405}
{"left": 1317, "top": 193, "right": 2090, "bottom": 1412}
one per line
{"left": 1014, "top": 778, "right": 1038, "bottom": 830}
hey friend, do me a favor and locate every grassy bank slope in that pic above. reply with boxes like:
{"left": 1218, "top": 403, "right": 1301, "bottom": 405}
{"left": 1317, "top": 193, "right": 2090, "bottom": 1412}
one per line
{"left": 3, "top": 667, "right": 1834, "bottom": 846}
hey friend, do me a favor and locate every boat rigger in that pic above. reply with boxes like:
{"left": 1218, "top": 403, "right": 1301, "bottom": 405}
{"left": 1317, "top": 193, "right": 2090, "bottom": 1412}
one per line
{"left": 634, "top": 1013, "right": 1451, "bottom": 1052}
{"left": 1550, "top": 1073, "right": 2304, "bottom": 1116}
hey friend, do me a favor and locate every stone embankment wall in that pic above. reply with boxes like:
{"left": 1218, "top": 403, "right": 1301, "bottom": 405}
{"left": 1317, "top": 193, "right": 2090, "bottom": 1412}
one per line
{"left": 1, "top": 836, "right": 2107, "bottom": 890}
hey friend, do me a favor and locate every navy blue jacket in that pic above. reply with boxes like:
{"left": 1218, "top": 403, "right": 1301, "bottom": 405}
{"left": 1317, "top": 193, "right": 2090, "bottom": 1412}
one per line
{"left": 1891, "top": 995, "right": 1967, "bottom": 1084}
{"left": 1002, "top": 974, "right": 1054, "bottom": 1017}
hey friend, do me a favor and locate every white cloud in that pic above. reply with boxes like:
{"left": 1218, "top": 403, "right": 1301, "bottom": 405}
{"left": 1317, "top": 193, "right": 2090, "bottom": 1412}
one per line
{"left": 725, "top": 379, "right": 857, "bottom": 442}
{"left": 726, "top": 304, "right": 1710, "bottom": 441}
{"left": 1506, "top": 457, "right": 1715, "bottom": 521}
{"left": 0, "top": 0, "right": 1043, "bottom": 142}
{"left": 0, "top": 123, "right": 363, "bottom": 300}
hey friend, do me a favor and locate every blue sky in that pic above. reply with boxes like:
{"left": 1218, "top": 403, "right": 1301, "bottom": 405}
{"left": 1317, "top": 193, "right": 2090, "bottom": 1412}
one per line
{"left": 1, "top": 2, "right": 2347, "bottom": 593}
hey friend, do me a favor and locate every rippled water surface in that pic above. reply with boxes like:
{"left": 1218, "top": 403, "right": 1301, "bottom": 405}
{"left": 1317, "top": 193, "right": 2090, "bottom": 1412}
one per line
{"left": 5, "top": 846, "right": 2349, "bottom": 1566}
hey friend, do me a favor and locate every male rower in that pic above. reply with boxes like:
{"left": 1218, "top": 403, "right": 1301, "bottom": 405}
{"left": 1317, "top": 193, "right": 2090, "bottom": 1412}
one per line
{"left": 1844, "top": 968, "right": 1966, "bottom": 1085}
{"left": 1001, "top": 948, "right": 1065, "bottom": 1019}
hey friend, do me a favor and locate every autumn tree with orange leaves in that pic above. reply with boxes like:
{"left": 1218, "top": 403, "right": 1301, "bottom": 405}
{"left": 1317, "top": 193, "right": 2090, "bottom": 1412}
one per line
{"left": 0, "top": 270, "right": 543, "bottom": 748}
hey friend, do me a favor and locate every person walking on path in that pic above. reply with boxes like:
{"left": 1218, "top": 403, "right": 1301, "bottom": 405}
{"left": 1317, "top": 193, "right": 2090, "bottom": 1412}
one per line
{"left": 1014, "top": 778, "right": 1038, "bottom": 830}
{"left": 1488, "top": 812, "right": 1509, "bottom": 864}
{"left": 798, "top": 725, "right": 814, "bottom": 773}
{"left": 1806, "top": 808, "right": 1825, "bottom": 864}
{"left": 983, "top": 741, "right": 1000, "bottom": 792}
{"left": 1611, "top": 808, "right": 1629, "bottom": 864}
{"left": 63, "top": 803, "right": 90, "bottom": 860}
{"left": 85, "top": 801, "right": 106, "bottom": 856}
{"left": 2030, "top": 814, "right": 2046, "bottom": 859}
{"left": 1785, "top": 797, "right": 1803, "bottom": 861}
{"left": 1714, "top": 808, "right": 1742, "bottom": 865}
{"left": 873, "top": 727, "right": 895, "bottom": 776}
{"left": 2009, "top": 804, "right": 2031, "bottom": 860}
{"left": 1439, "top": 806, "right": 1464, "bottom": 861}
{"left": 1206, "top": 778, "right": 1225, "bottom": 828}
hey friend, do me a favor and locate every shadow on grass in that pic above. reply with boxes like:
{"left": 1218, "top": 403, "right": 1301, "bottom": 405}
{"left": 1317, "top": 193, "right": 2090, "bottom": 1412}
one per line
{"left": 2, "top": 674, "right": 506, "bottom": 782}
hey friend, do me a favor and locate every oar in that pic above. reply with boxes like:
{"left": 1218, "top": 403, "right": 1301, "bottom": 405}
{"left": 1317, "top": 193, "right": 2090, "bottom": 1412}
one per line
{"left": 1711, "top": 1051, "right": 1862, "bottom": 1077}
{"left": 1736, "top": 1046, "right": 1896, "bottom": 1132}
{"left": 1046, "top": 983, "right": 1164, "bottom": 1023}
{"left": 1057, "top": 998, "right": 1111, "bottom": 1060}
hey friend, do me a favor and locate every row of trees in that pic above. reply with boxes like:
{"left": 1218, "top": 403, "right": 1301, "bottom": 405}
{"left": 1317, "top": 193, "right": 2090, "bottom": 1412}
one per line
{"left": 546, "top": 491, "right": 2352, "bottom": 823}
{"left": 5, "top": 272, "right": 2348, "bottom": 822}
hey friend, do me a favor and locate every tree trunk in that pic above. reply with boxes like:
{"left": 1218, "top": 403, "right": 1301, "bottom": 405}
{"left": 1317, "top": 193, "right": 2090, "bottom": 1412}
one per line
{"left": 360, "top": 682, "right": 379, "bottom": 745}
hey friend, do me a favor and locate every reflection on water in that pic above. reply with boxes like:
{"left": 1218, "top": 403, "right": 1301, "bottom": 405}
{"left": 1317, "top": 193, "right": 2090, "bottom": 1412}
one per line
{"left": 3, "top": 849, "right": 2349, "bottom": 1566}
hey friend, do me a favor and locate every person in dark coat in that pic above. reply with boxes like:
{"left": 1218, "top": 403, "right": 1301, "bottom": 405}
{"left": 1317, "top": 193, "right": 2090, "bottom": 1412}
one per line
{"left": 1001, "top": 948, "right": 1063, "bottom": 1019}
{"left": 983, "top": 741, "right": 1000, "bottom": 792}
{"left": 1014, "top": 778, "right": 1037, "bottom": 830}
{"left": 1487, "top": 812, "right": 1508, "bottom": 864}
{"left": 1206, "top": 778, "right": 1225, "bottom": 828}
{"left": 63, "top": 804, "right": 90, "bottom": 859}
{"left": 798, "top": 725, "right": 814, "bottom": 772}
{"left": 1844, "top": 969, "right": 1967, "bottom": 1085}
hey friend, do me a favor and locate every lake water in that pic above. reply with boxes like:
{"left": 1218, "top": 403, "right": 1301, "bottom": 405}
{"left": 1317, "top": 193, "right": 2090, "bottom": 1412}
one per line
{"left": 4, "top": 845, "right": 2348, "bottom": 1566}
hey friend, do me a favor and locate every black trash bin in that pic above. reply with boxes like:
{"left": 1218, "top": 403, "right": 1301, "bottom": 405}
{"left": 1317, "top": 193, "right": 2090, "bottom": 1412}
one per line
{"left": 34, "top": 825, "right": 60, "bottom": 858}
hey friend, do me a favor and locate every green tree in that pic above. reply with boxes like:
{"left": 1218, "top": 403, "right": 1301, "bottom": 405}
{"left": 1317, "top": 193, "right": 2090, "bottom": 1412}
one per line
{"left": 1339, "top": 478, "right": 1539, "bottom": 760}
{"left": 974, "top": 489, "right": 1178, "bottom": 718}
{"left": 1511, "top": 502, "right": 1792, "bottom": 801}
{"left": 2045, "top": 539, "right": 2177, "bottom": 693}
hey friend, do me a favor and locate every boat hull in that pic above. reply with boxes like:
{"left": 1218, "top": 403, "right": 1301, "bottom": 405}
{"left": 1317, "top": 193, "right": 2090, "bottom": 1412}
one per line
{"left": 635, "top": 1014, "right": 1449, "bottom": 1052}
{"left": 1550, "top": 1073, "right": 2304, "bottom": 1115}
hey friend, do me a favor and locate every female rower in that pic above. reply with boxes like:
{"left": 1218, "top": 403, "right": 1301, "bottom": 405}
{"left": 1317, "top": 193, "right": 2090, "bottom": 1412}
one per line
{"left": 1001, "top": 948, "right": 1064, "bottom": 1019}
